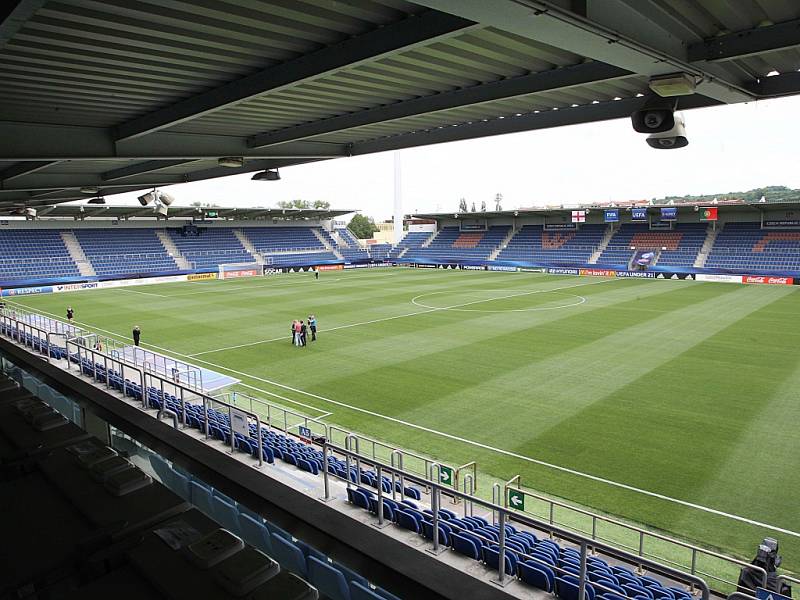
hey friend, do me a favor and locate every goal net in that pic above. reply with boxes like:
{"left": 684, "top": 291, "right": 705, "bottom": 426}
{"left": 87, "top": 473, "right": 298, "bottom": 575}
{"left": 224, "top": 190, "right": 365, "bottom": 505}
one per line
{"left": 218, "top": 262, "right": 261, "bottom": 280}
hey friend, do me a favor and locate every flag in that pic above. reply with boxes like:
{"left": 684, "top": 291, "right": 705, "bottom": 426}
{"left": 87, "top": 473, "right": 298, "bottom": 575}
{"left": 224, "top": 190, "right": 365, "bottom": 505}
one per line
{"left": 571, "top": 210, "right": 585, "bottom": 223}
{"left": 700, "top": 207, "right": 718, "bottom": 221}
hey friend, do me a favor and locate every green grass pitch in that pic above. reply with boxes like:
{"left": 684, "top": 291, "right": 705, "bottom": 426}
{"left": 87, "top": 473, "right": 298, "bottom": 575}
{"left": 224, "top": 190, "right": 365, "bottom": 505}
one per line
{"left": 10, "top": 268, "right": 800, "bottom": 576}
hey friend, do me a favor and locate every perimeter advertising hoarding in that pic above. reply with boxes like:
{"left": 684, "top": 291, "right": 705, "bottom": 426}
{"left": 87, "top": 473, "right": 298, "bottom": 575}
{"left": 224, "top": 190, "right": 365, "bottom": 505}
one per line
{"left": 580, "top": 269, "right": 616, "bottom": 277}
{"left": 487, "top": 265, "right": 517, "bottom": 272}
{"left": 54, "top": 282, "right": 100, "bottom": 292}
{"left": 187, "top": 272, "right": 217, "bottom": 281}
{"left": 548, "top": 268, "right": 579, "bottom": 275}
{"left": 695, "top": 274, "right": 743, "bottom": 283}
{"left": 743, "top": 275, "right": 794, "bottom": 285}
{"left": 1, "top": 286, "right": 53, "bottom": 296}
{"left": 615, "top": 271, "right": 657, "bottom": 278}
{"left": 316, "top": 264, "right": 343, "bottom": 271}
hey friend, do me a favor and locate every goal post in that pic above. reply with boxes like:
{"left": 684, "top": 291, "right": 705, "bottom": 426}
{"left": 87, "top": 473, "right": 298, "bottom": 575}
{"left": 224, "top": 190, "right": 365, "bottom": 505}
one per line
{"left": 217, "top": 262, "right": 262, "bottom": 280}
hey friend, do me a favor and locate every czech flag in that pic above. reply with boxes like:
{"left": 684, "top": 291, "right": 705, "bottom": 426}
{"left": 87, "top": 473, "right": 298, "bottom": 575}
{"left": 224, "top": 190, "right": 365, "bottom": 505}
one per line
{"left": 700, "top": 207, "right": 718, "bottom": 221}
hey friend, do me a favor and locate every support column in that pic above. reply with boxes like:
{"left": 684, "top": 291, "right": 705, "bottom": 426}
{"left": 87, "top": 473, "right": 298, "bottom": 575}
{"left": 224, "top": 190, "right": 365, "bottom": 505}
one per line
{"left": 393, "top": 151, "right": 403, "bottom": 244}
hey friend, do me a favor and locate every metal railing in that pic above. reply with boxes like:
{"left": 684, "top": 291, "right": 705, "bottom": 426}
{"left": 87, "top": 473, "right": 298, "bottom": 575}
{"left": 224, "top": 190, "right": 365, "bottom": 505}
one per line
{"left": 320, "top": 439, "right": 715, "bottom": 600}
{"left": 328, "top": 424, "right": 464, "bottom": 497}
{"left": 499, "top": 478, "right": 768, "bottom": 594}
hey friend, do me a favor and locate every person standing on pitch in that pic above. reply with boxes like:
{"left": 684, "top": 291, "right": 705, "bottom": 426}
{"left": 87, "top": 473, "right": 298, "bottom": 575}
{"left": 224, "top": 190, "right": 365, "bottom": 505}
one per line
{"left": 308, "top": 314, "right": 317, "bottom": 341}
{"left": 300, "top": 320, "right": 308, "bottom": 346}
{"left": 132, "top": 325, "right": 141, "bottom": 347}
{"left": 291, "top": 320, "right": 297, "bottom": 345}
{"left": 294, "top": 320, "right": 302, "bottom": 347}
{"left": 314, "top": 268, "right": 319, "bottom": 280}
{"left": 66, "top": 306, "right": 74, "bottom": 323}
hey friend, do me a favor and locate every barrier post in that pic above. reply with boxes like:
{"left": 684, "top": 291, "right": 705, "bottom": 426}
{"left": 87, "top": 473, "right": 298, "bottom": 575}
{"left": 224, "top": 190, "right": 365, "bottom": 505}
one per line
{"left": 374, "top": 464, "right": 390, "bottom": 529}
{"left": 320, "top": 437, "right": 333, "bottom": 502}
{"left": 255, "top": 414, "right": 263, "bottom": 468}
{"left": 426, "top": 464, "right": 446, "bottom": 555}
{"left": 496, "top": 509, "right": 509, "bottom": 585}
{"left": 390, "top": 450, "right": 404, "bottom": 501}
{"left": 578, "top": 541, "right": 588, "bottom": 600}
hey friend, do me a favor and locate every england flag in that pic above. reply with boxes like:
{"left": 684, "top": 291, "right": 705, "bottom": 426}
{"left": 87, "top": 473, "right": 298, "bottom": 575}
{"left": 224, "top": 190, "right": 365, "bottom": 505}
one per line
{"left": 571, "top": 210, "right": 586, "bottom": 223}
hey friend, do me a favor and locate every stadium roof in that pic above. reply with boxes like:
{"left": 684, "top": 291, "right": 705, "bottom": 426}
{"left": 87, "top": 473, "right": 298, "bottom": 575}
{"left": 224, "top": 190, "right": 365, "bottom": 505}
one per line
{"left": 3, "top": 204, "right": 355, "bottom": 220}
{"left": 2, "top": 0, "right": 800, "bottom": 209}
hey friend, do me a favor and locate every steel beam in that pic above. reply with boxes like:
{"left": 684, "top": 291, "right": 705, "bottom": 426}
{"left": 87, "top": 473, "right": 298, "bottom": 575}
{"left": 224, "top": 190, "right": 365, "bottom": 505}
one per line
{"left": 748, "top": 71, "right": 800, "bottom": 97}
{"left": 688, "top": 19, "right": 800, "bottom": 62}
{"left": 0, "top": 121, "right": 346, "bottom": 160}
{"left": 351, "top": 94, "right": 721, "bottom": 155}
{"left": 0, "top": 161, "right": 60, "bottom": 182}
{"left": 0, "top": 159, "right": 295, "bottom": 192}
{"left": 114, "top": 10, "right": 476, "bottom": 141}
{"left": 0, "top": 0, "right": 47, "bottom": 50}
{"left": 101, "top": 160, "right": 195, "bottom": 181}
{"left": 249, "top": 62, "right": 631, "bottom": 148}
{"left": 413, "top": 0, "right": 753, "bottom": 104}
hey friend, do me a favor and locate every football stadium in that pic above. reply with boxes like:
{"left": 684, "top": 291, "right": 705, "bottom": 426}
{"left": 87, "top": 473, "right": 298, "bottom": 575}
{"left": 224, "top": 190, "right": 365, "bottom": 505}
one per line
{"left": 2, "top": 2, "right": 800, "bottom": 600}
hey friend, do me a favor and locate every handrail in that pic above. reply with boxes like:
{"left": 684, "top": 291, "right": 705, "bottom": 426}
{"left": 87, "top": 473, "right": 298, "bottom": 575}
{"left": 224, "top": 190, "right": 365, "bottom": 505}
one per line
{"left": 502, "top": 478, "right": 768, "bottom": 590}
{"left": 324, "top": 440, "right": 712, "bottom": 600}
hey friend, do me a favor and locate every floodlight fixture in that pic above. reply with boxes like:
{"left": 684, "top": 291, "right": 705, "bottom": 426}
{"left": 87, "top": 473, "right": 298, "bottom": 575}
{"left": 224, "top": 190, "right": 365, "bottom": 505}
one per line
{"left": 251, "top": 169, "right": 280, "bottom": 181}
{"left": 218, "top": 157, "right": 244, "bottom": 168}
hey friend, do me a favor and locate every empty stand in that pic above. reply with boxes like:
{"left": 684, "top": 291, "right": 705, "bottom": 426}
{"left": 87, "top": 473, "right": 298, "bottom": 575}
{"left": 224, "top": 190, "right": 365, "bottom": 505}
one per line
{"left": 74, "top": 229, "right": 177, "bottom": 277}
{"left": 404, "top": 226, "right": 511, "bottom": 262}
{"left": 167, "top": 228, "right": 253, "bottom": 269}
{"left": 0, "top": 230, "right": 80, "bottom": 281}
{"left": 706, "top": 222, "right": 800, "bottom": 271}
{"left": 597, "top": 224, "right": 705, "bottom": 268}
{"left": 496, "top": 225, "right": 605, "bottom": 264}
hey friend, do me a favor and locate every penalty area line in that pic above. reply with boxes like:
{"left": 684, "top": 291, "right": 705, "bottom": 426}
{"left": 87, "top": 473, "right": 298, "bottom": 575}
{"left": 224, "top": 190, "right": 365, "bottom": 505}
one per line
{"left": 11, "top": 299, "right": 800, "bottom": 539}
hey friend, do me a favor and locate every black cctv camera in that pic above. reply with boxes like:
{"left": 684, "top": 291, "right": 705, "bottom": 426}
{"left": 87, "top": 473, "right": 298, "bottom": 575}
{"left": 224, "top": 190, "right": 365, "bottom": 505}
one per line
{"left": 631, "top": 96, "right": 678, "bottom": 134}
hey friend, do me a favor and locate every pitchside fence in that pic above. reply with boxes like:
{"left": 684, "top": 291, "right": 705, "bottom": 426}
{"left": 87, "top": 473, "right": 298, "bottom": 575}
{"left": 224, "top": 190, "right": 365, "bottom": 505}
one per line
{"left": 0, "top": 304, "right": 793, "bottom": 596}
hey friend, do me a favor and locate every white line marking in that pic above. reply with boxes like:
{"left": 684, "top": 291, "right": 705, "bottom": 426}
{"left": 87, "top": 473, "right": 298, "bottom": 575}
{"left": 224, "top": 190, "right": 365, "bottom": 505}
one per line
{"left": 188, "top": 278, "right": 616, "bottom": 356}
{"left": 411, "top": 289, "right": 587, "bottom": 312}
{"left": 114, "top": 288, "right": 169, "bottom": 298}
{"left": 14, "top": 286, "right": 800, "bottom": 538}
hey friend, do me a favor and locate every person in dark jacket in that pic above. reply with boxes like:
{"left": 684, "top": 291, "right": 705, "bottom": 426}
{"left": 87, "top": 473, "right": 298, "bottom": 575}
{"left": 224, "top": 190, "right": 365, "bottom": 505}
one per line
{"left": 308, "top": 315, "right": 317, "bottom": 341}
{"left": 132, "top": 326, "right": 141, "bottom": 347}
{"left": 66, "top": 307, "right": 74, "bottom": 322}
{"left": 300, "top": 320, "right": 307, "bottom": 346}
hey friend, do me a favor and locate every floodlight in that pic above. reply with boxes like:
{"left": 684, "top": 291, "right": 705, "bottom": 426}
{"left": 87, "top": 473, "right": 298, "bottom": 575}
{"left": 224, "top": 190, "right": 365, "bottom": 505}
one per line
{"left": 648, "top": 73, "right": 696, "bottom": 97}
{"left": 251, "top": 169, "right": 280, "bottom": 181}
{"left": 158, "top": 191, "right": 175, "bottom": 205}
{"left": 138, "top": 192, "right": 155, "bottom": 206}
{"left": 80, "top": 186, "right": 99, "bottom": 194}
{"left": 87, "top": 197, "right": 106, "bottom": 204}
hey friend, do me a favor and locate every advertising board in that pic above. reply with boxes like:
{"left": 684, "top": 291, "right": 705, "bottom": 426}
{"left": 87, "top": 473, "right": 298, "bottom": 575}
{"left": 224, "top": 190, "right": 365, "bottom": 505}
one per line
{"left": 187, "top": 272, "right": 217, "bottom": 282}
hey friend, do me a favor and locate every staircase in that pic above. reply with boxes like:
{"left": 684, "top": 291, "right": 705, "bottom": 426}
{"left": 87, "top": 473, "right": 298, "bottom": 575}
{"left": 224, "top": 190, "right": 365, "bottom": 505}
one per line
{"left": 155, "top": 230, "right": 191, "bottom": 269}
{"left": 588, "top": 224, "right": 616, "bottom": 264}
{"left": 421, "top": 230, "right": 439, "bottom": 248}
{"left": 233, "top": 230, "right": 263, "bottom": 264}
{"left": 694, "top": 224, "right": 719, "bottom": 268}
{"left": 398, "top": 247, "right": 409, "bottom": 259}
{"left": 488, "top": 226, "right": 518, "bottom": 261}
{"left": 312, "top": 228, "right": 343, "bottom": 260}
{"left": 331, "top": 231, "right": 349, "bottom": 249}
{"left": 60, "top": 230, "right": 96, "bottom": 276}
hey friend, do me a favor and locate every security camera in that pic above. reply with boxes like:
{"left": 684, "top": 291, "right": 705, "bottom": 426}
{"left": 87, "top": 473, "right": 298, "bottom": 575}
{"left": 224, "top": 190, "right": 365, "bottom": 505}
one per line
{"left": 631, "top": 96, "right": 677, "bottom": 134}
{"left": 646, "top": 113, "right": 688, "bottom": 149}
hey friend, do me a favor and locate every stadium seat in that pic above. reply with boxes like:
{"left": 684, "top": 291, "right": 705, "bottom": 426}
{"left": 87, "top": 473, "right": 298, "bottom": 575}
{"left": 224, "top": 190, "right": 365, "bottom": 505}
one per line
{"left": 307, "top": 556, "right": 351, "bottom": 600}
{"left": 189, "top": 481, "right": 214, "bottom": 516}
{"left": 518, "top": 561, "right": 555, "bottom": 592}
{"left": 556, "top": 576, "right": 596, "bottom": 600}
{"left": 238, "top": 513, "right": 273, "bottom": 555}
{"left": 482, "top": 546, "right": 517, "bottom": 575}
{"left": 452, "top": 533, "right": 481, "bottom": 560}
{"left": 270, "top": 533, "right": 308, "bottom": 577}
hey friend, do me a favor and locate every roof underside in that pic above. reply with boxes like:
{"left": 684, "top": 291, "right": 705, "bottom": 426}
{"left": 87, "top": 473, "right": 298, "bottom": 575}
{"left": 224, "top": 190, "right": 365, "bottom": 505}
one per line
{"left": 2, "top": 0, "right": 800, "bottom": 213}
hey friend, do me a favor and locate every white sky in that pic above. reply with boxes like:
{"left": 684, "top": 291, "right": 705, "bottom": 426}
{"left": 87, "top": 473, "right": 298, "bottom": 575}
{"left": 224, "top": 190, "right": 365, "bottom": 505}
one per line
{"left": 107, "top": 95, "right": 800, "bottom": 222}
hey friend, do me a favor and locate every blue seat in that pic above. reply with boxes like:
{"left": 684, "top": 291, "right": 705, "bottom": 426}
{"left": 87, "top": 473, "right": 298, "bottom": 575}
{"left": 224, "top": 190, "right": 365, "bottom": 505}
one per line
{"left": 211, "top": 495, "right": 240, "bottom": 534}
{"left": 519, "top": 560, "right": 555, "bottom": 592}
{"left": 624, "top": 583, "right": 653, "bottom": 599}
{"left": 189, "top": 481, "right": 214, "bottom": 516}
{"left": 307, "top": 556, "right": 350, "bottom": 600}
{"left": 350, "top": 581, "right": 383, "bottom": 600}
{"left": 421, "top": 520, "right": 450, "bottom": 546}
{"left": 452, "top": 533, "right": 481, "bottom": 560}
{"left": 238, "top": 513, "right": 273, "bottom": 555}
{"left": 556, "top": 576, "right": 596, "bottom": 600}
{"left": 270, "top": 533, "right": 307, "bottom": 577}
{"left": 397, "top": 509, "right": 422, "bottom": 534}
{"left": 483, "top": 546, "right": 516, "bottom": 575}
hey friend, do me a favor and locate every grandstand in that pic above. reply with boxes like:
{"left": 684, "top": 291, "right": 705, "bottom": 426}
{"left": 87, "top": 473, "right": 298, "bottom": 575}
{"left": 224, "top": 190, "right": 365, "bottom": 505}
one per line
{"left": 706, "top": 222, "right": 800, "bottom": 272}
{"left": 497, "top": 224, "right": 606, "bottom": 265}
{"left": 3, "top": 0, "right": 800, "bottom": 597}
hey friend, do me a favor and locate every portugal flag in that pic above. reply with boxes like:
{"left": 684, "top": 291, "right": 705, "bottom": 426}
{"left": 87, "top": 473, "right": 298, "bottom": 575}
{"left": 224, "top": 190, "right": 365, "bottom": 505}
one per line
{"left": 700, "top": 207, "right": 718, "bottom": 221}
